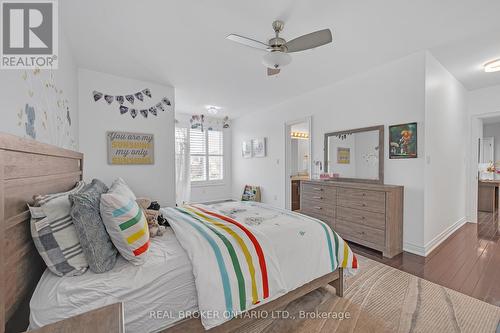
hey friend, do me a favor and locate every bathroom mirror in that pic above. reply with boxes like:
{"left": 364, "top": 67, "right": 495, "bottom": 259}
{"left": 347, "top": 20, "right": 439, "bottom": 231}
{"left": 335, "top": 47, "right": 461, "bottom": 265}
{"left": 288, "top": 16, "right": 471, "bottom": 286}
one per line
{"left": 324, "top": 125, "right": 384, "bottom": 184}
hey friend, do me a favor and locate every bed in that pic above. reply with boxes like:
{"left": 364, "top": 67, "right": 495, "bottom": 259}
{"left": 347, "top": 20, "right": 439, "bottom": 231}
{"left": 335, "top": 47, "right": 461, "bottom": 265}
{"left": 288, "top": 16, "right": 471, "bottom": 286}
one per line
{"left": 0, "top": 133, "right": 356, "bottom": 333}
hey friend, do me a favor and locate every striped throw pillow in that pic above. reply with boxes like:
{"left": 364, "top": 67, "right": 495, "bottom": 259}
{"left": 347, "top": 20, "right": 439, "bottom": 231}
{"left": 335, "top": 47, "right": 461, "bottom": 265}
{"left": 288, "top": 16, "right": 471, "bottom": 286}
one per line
{"left": 29, "top": 181, "right": 89, "bottom": 276}
{"left": 100, "top": 193, "right": 150, "bottom": 264}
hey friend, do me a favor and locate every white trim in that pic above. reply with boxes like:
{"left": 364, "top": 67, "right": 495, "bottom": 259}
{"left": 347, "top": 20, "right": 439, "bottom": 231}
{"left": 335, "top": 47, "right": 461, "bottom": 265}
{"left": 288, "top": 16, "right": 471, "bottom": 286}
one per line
{"left": 467, "top": 111, "right": 500, "bottom": 224}
{"left": 191, "top": 181, "right": 226, "bottom": 188}
{"left": 284, "top": 116, "right": 312, "bottom": 210}
{"left": 403, "top": 217, "right": 467, "bottom": 256}
{"left": 403, "top": 242, "right": 426, "bottom": 256}
{"left": 423, "top": 217, "right": 467, "bottom": 256}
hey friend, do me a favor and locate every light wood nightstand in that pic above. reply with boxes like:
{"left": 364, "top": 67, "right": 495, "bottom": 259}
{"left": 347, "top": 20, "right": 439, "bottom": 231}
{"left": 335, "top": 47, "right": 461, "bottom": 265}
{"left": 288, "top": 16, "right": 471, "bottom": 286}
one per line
{"left": 26, "top": 303, "right": 124, "bottom": 333}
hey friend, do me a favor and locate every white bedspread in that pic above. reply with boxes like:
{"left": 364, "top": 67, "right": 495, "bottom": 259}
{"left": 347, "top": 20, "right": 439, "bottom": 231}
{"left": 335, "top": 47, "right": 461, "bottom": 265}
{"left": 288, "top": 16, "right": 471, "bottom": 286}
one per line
{"left": 29, "top": 229, "right": 198, "bottom": 333}
{"left": 162, "top": 201, "right": 357, "bottom": 329}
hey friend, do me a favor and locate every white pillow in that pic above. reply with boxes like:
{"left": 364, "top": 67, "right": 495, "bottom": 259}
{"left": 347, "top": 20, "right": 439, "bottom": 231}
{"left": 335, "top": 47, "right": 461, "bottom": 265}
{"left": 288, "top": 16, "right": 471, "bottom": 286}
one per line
{"left": 109, "top": 177, "right": 136, "bottom": 200}
{"left": 30, "top": 181, "right": 89, "bottom": 276}
{"left": 100, "top": 192, "right": 150, "bottom": 265}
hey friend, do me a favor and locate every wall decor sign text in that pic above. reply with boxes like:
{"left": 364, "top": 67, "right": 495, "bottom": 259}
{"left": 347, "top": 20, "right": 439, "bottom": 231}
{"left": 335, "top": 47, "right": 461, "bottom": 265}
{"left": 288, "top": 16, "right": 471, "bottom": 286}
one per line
{"left": 107, "top": 131, "right": 154, "bottom": 165}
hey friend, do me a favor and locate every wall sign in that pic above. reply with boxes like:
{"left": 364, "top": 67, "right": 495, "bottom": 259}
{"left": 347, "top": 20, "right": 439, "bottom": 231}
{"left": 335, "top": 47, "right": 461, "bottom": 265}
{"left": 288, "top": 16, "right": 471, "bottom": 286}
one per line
{"left": 107, "top": 131, "right": 154, "bottom": 165}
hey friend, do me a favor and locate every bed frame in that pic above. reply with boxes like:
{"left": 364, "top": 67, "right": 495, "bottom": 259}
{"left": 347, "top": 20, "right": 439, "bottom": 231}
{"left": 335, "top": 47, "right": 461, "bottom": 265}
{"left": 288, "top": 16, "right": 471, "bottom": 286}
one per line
{"left": 0, "top": 133, "right": 343, "bottom": 333}
{"left": 0, "top": 133, "right": 83, "bottom": 333}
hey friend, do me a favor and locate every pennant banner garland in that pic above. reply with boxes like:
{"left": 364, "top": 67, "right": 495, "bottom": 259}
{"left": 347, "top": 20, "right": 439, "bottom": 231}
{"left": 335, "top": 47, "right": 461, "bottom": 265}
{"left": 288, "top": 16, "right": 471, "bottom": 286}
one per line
{"left": 93, "top": 88, "right": 152, "bottom": 105}
{"left": 92, "top": 87, "right": 171, "bottom": 119}
{"left": 114, "top": 97, "right": 171, "bottom": 119}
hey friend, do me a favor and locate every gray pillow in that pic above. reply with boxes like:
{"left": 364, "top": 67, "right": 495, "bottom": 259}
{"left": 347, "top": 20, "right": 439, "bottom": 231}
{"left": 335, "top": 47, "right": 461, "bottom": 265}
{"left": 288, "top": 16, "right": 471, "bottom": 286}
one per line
{"left": 69, "top": 179, "right": 117, "bottom": 273}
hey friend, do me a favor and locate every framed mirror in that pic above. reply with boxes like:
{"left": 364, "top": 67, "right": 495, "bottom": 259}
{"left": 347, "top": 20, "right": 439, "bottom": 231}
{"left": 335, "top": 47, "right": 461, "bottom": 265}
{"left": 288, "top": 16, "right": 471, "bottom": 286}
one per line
{"left": 324, "top": 125, "right": 384, "bottom": 184}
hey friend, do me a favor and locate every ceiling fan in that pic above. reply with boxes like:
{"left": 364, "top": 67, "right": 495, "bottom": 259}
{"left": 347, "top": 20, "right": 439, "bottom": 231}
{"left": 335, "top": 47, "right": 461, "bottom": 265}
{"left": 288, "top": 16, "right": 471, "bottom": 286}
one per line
{"left": 226, "top": 20, "right": 333, "bottom": 76}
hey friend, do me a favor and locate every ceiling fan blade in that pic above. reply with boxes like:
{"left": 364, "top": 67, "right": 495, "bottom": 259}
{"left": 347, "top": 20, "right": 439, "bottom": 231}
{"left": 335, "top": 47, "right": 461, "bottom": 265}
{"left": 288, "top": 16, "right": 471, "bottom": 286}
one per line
{"left": 226, "top": 34, "right": 270, "bottom": 51}
{"left": 267, "top": 68, "right": 280, "bottom": 76}
{"left": 284, "top": 29, "right": 332, "bottom": 53}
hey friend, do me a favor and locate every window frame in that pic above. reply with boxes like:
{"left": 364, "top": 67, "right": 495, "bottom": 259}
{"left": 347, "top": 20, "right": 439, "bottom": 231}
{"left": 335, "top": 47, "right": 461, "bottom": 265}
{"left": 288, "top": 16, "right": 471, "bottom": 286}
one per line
{"left": 189, "top": 128, "right": 225, "bottom": 186}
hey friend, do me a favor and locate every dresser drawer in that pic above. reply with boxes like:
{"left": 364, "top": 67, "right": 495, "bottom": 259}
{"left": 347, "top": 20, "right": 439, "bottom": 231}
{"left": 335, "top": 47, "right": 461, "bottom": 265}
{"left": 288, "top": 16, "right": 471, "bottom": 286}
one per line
{"left": 335, "top": 219, "right": 385, "bottom": 250}
{"left": 337, "top": 188, "right": 386, "bottom": 213}
{"left": 336, "top": 206, "right": 385, "bottom": 230}
{"left": 301, "top": 183, "right": 336, "bottom": 200}
{"left": 301, "top": 198, "right": 335, "bottom": 217}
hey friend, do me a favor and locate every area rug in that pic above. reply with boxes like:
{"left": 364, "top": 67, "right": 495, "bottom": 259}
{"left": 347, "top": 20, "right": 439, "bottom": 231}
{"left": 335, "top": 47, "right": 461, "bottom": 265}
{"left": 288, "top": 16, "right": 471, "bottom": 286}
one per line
{"left": 237, "top": 255, "right": 500, "bottom": 333}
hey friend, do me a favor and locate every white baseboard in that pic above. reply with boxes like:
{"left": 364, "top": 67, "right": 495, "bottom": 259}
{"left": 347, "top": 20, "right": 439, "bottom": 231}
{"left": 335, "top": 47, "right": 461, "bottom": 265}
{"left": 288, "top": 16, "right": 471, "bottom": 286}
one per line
{"left": 423, "top": 217, "right": 467, "bottom": 256}
{"left": 403, "top": 217, "right": 467, "bottom": 257}
{"left": 403, "top": 242, "right": 426, "bottom": 256}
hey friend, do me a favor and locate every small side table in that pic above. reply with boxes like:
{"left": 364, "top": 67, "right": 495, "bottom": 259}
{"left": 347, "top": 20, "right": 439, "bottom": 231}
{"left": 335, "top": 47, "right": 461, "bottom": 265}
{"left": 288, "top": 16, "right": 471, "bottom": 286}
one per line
{"left": 26, "top": 303, "right": 124, "bottom": 333}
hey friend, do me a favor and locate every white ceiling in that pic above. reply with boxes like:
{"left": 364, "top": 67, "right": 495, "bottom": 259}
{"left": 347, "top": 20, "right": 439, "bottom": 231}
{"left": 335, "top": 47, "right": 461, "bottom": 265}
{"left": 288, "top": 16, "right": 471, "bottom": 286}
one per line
{"left": 430, "top": 30, "right": 500, "bottom": 91}
{"left": 61, "top": 0, "right": 500, "bottom": 118}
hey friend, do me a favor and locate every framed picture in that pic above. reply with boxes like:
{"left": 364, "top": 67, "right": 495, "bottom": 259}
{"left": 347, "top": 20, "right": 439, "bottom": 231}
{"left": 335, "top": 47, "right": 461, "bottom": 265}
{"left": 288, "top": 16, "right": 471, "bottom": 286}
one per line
{"left": 242, "top": 141, "right": 252, "bottom": 158}
{"left": 107, "top": 131, "right": 154, "bottom": 165}
{"left": 337, "top": 147, "right": 350, "bottom": 164}
{"left": 252, "top": 138, "right": 267, "bottom": 158}
{"left": 389, "top": 122, "right": 417, "bottom": 159}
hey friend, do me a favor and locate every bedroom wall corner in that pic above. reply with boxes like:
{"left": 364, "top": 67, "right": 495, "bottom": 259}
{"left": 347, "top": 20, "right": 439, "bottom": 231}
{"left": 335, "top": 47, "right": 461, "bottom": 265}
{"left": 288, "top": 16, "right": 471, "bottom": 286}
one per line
{"left": 423, "top": 52, "right": 467, "bottom": 250}
{"left": 77, "top": 69, "right": 176, "bottom": 206}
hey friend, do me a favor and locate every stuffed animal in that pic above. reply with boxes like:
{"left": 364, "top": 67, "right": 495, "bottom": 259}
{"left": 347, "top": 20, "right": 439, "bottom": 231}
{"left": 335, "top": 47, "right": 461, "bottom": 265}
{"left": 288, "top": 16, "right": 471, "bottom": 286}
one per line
{"left": 136, "top": 198, "right": 165, "bottom": 237}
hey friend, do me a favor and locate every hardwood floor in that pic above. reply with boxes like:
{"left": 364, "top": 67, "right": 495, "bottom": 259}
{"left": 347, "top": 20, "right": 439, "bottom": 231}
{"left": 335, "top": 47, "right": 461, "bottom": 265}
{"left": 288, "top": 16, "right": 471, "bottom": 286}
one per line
{"left": 349, "top": 211, "right": 500, "bottom": 307}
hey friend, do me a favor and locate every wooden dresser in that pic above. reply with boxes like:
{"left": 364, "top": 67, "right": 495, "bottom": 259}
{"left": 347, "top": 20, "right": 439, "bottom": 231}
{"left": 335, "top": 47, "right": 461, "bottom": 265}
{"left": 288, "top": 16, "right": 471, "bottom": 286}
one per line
{"left": 300, "top": 180, "right": 403, "bottom": 258}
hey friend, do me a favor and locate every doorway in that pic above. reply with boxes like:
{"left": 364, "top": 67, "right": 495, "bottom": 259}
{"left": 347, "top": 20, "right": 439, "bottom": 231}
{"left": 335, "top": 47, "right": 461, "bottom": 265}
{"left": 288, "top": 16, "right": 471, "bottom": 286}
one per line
{"left": 469, "top": 113, "right": 500, "bottom": 224}
{"left": 284, "top": 117, "right": 312, "bottom": 211}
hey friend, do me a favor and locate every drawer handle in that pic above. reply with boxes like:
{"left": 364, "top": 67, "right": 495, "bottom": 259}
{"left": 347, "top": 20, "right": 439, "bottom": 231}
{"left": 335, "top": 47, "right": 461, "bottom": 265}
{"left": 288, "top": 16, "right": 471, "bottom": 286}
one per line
{"left": 313, "top": 196, "right": 323, "bottom": 199}
{"left": 313, "top": 187, "right": 323, "bottom": 191}
{"left": 314, "top": 206, "right": 323, "bottom": 210}
{"left": 362, "top": 193, "right": 366, "bottom": 196}
{"left": 362, "top": 203, "right": 366, "bottom": 207}
{"left": 361, "top": 216, "right": 366, "bottom": 220}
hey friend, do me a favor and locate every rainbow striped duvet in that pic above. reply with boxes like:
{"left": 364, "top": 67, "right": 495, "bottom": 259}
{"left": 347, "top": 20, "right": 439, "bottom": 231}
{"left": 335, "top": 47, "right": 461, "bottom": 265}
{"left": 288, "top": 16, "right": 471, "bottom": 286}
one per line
{"left": 162, "top": 201, "right": 357, "bottom": 329}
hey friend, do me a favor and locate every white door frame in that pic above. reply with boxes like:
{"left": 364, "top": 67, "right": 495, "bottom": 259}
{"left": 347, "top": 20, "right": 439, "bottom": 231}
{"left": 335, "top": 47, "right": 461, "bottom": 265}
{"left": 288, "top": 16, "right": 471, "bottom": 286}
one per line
{"left": 480, "top": 137, "right": 494, "bottom": 163}
{"left": 284, "top": 116, "right": 312, "bottom": 210}
{"left": 467, "top": 111, "right": 500, "bottom": 223}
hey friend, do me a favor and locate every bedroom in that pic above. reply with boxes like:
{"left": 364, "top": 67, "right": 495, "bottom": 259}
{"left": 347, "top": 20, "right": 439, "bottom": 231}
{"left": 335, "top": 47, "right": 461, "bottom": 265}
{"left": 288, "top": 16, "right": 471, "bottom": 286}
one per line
{"left": 1, "top": 0, "right": 500, "bottom": 332}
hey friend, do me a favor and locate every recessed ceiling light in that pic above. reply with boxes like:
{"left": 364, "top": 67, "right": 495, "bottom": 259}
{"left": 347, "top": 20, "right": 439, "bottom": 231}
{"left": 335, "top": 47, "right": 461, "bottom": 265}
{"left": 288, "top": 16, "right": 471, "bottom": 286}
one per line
{"left": 206, "top": 105, "right": 221, "bottom": 115}
{"left": 484, "top": 58, "right": 500, "bottom": 73}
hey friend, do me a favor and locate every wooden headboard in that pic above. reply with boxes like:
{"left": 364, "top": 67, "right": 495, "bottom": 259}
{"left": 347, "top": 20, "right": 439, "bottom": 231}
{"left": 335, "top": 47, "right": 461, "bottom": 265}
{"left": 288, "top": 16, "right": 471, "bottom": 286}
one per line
{"left": 0, "top": 133, "right": 83, "bottom": 333}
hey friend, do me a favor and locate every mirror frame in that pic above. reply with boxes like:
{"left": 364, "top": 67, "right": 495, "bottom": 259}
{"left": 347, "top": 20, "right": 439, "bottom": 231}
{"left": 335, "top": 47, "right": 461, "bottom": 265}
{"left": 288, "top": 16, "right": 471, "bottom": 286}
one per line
{"left": 324, "top": 125, "right": 384, "bottom": 184}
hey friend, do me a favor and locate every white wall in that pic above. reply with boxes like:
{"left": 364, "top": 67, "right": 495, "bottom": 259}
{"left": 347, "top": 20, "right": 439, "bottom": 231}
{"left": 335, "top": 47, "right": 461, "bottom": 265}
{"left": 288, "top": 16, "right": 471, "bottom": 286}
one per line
{"left": 232, "top": 52, "right": 427, "bottom": 250}
{"left": 0, "top": 31, "right": 79, "bottom": 149}
{"left": 468, "top": 85, "right": 500, "bottom": 116}
{"left": 423, "top": 52, "right": 467, "bottom": 253}
{"left": 483, "top": 123, "right": 500, "bottom": 162}
{"left": 78, "top": 69, "right": 175, "bottom": 206}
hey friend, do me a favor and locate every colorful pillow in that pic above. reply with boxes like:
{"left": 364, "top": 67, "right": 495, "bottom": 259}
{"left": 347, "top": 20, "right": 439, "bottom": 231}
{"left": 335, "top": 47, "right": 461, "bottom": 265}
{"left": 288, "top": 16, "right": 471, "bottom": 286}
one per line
{"left": 69, "top": 179, "right": 118, "bottom": 273}
{"left": 29, "top": 181, "right": 88, "bottom": 276}
{"left": 100, "top": 193, "right": 150, "bottom": 265}
{"left": 109, "top": 177, "right": 136, "bottom": 201}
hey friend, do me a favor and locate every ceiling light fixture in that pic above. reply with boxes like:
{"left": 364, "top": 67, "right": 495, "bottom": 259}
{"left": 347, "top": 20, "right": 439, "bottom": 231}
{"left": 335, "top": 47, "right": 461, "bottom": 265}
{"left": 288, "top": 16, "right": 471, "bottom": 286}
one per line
{"left": 291, "top": 131, "right": 309, "bottom": 139}
{"left": 262, "top": 51, "right": 292, "bottom": 69}
{"left": 206, "top": 105, "right": 221, "bottom": 115}
{"left": 484, "top": 58, "right": 500, "bottom": 73}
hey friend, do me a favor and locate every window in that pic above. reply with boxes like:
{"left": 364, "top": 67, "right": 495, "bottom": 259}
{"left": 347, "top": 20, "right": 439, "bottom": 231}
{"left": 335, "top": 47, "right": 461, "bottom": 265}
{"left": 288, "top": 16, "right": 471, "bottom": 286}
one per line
{"left": 189, "top": 128, "right": 224, "bottom": 182}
